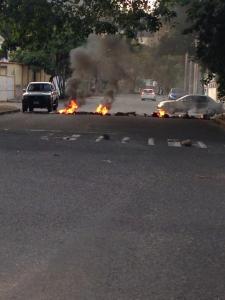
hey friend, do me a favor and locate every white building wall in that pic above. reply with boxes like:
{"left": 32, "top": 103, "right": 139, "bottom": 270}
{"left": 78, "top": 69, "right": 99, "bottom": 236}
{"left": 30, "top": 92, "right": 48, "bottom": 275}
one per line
{"left": 208, "top": 87, "right": 217, "bottom": 100}
{"left": 207, "top": 80, "right": 218, "bottom": 100}
{"left": 0, "top": 75, "right": 15, "bottom": 101}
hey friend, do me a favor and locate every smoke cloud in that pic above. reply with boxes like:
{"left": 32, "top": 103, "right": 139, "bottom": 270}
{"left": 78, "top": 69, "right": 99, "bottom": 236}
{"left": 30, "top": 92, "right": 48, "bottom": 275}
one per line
{"left": 66, "top": 34, "right": 136, "bottom": 106}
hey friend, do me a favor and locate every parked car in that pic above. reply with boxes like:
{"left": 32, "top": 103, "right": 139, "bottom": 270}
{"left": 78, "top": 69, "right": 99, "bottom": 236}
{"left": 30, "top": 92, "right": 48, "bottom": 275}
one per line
{"left": 141, "top": 89, "right": 156, "bottom": 101}
{"left": 168, "top": 88, "right": 186, "bottom": 100}
{"left": 22, "top": 82, "right": 59, "bottom": 112}
{"left": 157, "top": 94, "right": 224, "bottom": 117}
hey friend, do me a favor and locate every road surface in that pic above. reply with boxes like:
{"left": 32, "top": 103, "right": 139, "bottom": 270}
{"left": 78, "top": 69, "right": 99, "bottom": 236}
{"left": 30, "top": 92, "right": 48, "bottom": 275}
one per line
{"left": 13, "top": 93, "right": 165, "bottom": 115}
{"left": 0, "top": 101, "right": 225, "bottom": 299}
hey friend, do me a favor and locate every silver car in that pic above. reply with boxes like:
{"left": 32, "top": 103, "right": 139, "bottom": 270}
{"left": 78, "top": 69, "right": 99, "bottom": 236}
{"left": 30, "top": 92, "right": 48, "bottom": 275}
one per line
{"left": 141, "top": 89, "right": 156, "bottom": 101}
{"left": 157, "top": 95, "right": 224, "bottom": 117}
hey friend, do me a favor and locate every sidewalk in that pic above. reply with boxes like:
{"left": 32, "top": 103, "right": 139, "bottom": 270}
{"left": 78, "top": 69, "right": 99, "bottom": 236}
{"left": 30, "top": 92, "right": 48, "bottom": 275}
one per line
{"left": 0, "top": 102, "right": 20, "bottom": 115}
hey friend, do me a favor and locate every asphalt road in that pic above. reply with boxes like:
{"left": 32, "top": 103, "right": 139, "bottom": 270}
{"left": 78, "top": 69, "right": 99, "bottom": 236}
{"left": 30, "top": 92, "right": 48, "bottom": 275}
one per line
{"left": 0, "top": 109, "right": 225, "bottom": 299}
{"left": 77, "top": 94, "right": 164, "bottom": 115}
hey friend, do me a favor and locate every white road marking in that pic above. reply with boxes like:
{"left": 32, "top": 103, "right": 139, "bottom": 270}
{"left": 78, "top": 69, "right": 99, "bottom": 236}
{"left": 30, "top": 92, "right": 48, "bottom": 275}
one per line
{"left": 72, "top": 134, "right": 81, "bottom": 139}
{"left": 148, "top": 138, "right": 155, "bottom": 146}
{"left": 195, "top": 141, "right": 207, "bottom": 149}
{"left": 70, "top": 134, "right": 81, "bottom": 141}
{"left": 40, "top": 136, "right": 49, "bottom": 141}
{"left": 121, "top": 137, "right": 130, "bottom": 144}
{"left": 49, "top": 130, "right": 62, "bottom": 133}
{"left": 63, "top": 136, "right": 75, "bottom": 141}
{"left": 62, "top": 134, "right": 81, "bottom": 141}
{"left": 102, "top": 159, "right": 112, "bottom": 164}
{"left": 96, "top": 136, "right": 104, "bottom": 142}
{"left": 168, "top": 139, "right": 181, "bottom": 147}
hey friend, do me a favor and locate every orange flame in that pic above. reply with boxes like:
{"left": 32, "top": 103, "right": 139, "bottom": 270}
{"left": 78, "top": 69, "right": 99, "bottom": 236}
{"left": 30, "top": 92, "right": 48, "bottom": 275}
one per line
{"left": 159, "top": 109, "right": 166, "bottom": 118}
{"left": 58, "top": 100, "right": 79, "bottom": 115}
{"left": 95, "top": 104, "right": 110, "bottom": 115}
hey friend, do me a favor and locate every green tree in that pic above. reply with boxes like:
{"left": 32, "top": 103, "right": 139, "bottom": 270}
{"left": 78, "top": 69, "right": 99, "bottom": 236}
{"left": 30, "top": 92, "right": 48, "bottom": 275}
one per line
{"left": 182, "top": 0, "right": 225, "bottom": 96}
{"left": 131, "top": 3, "right": 194, "bottom": 93}
{"left": 0, "top": 0, "right": 86, "bottom": 95}
{"left": 0, "top": 0, "right": 175, "bottom": 68}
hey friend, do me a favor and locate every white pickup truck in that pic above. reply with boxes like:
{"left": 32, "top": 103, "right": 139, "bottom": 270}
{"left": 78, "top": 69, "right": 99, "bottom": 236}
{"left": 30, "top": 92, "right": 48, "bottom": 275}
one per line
{"left": 22, "top": 82, "right": 59, "bottom": 113}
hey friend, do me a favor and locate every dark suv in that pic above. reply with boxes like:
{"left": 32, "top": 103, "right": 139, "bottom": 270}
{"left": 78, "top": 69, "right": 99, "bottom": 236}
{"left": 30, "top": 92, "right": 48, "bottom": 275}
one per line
{"left": 22, "top": 82, "right": 59, "bottom": 112}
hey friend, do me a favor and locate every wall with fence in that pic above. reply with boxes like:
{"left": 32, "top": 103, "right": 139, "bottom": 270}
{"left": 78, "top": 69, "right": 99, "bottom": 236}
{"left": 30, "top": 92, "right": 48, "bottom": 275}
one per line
{"left": 0, "top": 62, "right": 50, "bottom": 101}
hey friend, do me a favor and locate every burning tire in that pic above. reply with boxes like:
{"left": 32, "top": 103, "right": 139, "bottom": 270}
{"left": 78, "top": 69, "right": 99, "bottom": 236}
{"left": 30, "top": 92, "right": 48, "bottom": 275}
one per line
{"left": 58, "top": 99, "right": 79, "bottom": 114}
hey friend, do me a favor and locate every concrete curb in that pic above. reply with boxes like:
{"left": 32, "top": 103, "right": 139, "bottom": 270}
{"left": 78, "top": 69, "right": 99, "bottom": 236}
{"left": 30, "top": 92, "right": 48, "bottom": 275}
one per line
{"left": 0, "top": 109, "right": 20, "bottom": 116}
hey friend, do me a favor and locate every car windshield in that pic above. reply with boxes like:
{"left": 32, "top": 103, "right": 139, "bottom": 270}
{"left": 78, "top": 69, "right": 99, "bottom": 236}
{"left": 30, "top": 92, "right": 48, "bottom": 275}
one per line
{"left": 28, "top": 84, "right": 51, "bottom": 92}
{"left": 144, "top": 89, "right": 153, "bottom": 93}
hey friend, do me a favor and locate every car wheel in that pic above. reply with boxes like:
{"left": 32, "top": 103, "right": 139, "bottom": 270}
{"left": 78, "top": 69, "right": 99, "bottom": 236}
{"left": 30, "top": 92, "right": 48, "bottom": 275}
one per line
{"left": 47, "top": 101, "right": 53, "bottom": 113}
{"left": 53, "top": 99, "right": 59, "bottom": 111}
{"left": 22, "top": 103, "right": 28, "bottom": 112}
{"left": 29, "top": 104, "right": 33, "bottom": 112}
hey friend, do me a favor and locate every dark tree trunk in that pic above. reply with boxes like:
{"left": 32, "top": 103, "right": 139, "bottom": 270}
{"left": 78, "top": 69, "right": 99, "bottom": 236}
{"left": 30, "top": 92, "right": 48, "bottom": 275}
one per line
{"left": 33, "top": 71, "right": 37, "bottom": 81}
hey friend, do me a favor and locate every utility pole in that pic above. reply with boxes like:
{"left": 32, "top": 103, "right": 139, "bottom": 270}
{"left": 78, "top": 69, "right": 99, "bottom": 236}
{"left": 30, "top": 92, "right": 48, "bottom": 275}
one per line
{"left": 188, "top": 60, "right": 193, "bottom": 94}
{"left": 193, "top": 63, "right": 198, "bottom": 94}
{"left": 184, "top": 52, "right": 189, "bottom": 93}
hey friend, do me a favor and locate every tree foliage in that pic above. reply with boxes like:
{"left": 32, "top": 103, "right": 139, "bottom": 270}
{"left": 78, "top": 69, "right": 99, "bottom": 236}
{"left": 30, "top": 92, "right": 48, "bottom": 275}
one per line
{"left": 183, "top": 0, "right": 225, "bottom": 96}
{"left": 157, "top": 4, "right": 194, "bottom": 56}
{"left": 0, "top": 0, "right": 175, "bottom": 70}
{"left": 0, "top": 1, "right": 84, "bottom": 72}
{"left": 133, "top": 43, "right": 185, "bottom": 93}
{"left": 133, "top": 4, "right": 194, "bottom": 92}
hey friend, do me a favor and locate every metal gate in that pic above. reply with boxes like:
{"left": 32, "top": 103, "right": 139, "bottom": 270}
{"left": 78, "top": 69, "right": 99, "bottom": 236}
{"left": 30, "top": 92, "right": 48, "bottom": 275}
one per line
{"left": 0, "top": 75, "right": 15, "bottom": 101}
